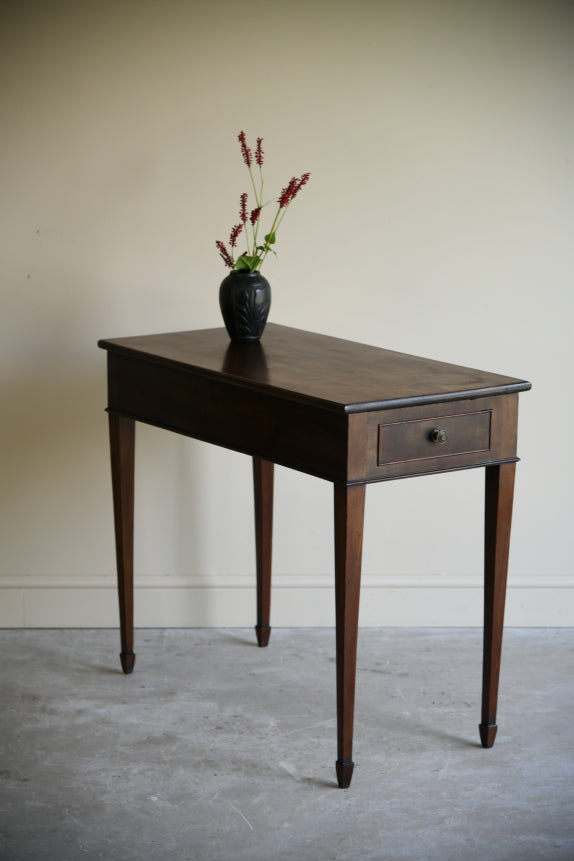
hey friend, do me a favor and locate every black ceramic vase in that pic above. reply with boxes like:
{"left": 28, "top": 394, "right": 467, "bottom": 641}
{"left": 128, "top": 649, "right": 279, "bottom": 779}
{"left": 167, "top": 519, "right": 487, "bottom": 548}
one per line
{"left": 219, "top": 270, "right": 271, "bottom": 342}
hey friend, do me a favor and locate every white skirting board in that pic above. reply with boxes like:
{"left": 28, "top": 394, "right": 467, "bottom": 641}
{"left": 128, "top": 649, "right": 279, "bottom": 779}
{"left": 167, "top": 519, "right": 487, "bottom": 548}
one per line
{"left": 0, "top": 574, "right": 572, "bottom": 628}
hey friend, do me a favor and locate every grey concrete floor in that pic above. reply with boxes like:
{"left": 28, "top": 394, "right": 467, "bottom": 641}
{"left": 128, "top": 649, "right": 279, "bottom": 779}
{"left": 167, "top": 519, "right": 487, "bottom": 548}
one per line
{"left": 1, "top": 628, "right": 573, "bottom": 861}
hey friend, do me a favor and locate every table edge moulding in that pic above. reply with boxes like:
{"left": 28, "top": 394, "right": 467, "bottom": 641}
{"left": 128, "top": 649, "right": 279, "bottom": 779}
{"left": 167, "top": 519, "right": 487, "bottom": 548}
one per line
{"left": 98, "top": 323, "right": 531, "bottom": 789}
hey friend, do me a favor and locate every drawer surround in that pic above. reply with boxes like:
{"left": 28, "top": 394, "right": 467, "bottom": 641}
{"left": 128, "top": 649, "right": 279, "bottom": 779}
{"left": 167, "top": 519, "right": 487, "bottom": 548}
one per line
{"left": 348, "top": 394, "right": 520, "bottom": 482}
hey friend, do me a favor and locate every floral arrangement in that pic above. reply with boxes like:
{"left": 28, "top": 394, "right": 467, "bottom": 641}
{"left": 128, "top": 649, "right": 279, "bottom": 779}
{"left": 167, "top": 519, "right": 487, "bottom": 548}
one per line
{"left": 216, "top": 131, "right": 310, "bottom": 273}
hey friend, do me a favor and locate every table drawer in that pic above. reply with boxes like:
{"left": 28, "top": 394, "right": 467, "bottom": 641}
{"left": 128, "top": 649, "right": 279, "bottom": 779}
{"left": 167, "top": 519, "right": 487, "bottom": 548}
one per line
{"left": 378, "top": 409, "right": 491, "bottom": 466}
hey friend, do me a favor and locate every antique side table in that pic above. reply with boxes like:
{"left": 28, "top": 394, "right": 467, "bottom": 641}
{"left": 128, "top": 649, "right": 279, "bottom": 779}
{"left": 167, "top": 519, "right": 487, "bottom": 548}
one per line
{"left": 98, "top": 324, "right": 530, "bottom": 788}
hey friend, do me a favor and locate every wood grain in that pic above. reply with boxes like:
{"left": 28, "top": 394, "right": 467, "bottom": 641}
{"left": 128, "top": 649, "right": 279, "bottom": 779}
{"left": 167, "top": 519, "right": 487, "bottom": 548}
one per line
{"left": 99, "top": 324, "right": 530, "bottom": 414}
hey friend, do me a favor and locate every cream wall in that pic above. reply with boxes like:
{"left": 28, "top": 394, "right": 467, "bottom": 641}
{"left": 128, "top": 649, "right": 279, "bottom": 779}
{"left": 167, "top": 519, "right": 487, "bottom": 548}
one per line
{"left": 1, "top": 0, "right": 573, "bottom": 627}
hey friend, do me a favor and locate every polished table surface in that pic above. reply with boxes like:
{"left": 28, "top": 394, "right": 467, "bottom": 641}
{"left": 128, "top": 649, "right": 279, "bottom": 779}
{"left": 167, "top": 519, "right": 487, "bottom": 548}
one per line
{"left": 99, "top": 324, "right": 530, "bottom": 787}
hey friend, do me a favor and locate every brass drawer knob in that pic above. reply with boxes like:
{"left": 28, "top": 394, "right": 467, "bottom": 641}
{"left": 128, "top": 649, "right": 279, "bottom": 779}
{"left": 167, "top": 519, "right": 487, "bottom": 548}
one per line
{"left": 430, "top": 428, "right": 449, "bottom": 445}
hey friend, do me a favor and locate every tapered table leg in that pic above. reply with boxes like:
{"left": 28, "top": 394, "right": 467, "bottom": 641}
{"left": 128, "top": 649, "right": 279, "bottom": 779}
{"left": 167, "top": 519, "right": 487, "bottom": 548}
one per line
{"left": 253, "top": 457, "right": 274, "bottom": 647}
{"left": 109, "top": 413, "right": 136, "bottom": 674}
{"left": 334, "top": 483, "right": 366, "bottom": 788}
{"left": 480, "top": 462, "right": 516, "bottom": 747}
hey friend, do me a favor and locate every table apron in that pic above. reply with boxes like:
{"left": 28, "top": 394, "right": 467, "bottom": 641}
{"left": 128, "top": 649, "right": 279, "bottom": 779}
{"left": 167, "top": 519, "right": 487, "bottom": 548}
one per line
{"left": 107, "top": 353, "right": 350, "bottom": 482}
{"left": 107, "top": 354, "right": 520, "bottom": 485}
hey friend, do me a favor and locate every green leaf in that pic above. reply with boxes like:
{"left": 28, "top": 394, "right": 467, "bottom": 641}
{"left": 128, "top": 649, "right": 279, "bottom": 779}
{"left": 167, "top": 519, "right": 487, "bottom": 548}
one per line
{"left": 235, "top": 254, "right": 261, "bottom": 272}
{"left": 264, "top": 232, "right": 276, "bottom": 244}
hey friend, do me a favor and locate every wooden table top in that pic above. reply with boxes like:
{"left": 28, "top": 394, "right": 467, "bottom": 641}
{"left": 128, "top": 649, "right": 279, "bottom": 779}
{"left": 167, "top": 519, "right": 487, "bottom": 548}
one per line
{"left": 99, "top": 323, "right": 531, "bottom": 414}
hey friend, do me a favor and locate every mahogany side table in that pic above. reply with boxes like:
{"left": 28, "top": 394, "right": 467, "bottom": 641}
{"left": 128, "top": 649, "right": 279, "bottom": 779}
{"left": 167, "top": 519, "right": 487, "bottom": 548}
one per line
{"left": 98, "top": 324, "right": 530, "bottom": 788}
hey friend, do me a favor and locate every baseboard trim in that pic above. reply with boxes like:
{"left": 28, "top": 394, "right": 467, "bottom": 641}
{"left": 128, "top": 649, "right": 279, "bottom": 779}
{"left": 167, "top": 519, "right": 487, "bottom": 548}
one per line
{"left": 1, "top": 574, "right": 572, "bottom": 628}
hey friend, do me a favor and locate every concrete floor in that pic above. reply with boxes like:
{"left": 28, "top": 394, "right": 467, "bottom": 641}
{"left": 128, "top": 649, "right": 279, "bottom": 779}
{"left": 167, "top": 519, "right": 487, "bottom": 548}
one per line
{"left": 1, "top": 628, "right": 573, "bottom": 861}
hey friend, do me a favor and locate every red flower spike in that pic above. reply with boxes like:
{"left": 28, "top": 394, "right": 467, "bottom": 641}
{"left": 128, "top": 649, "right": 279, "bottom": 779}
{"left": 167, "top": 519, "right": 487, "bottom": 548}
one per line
{"left": 255, "top": 137, "right": 264, "bottom": 167}
{"left": 239, "top": 193, "right": 248, "bottom": 224}
{"left": 216, "top": 240, "right": 233, "bottom": 269}
{"left": 278, "top": 172, "right": 311, "bottom": 208}
{"left": 229, "top": 223, "right": 244, "bottom": 248}
{"left": 297, "top": 172, "right": 311, "bottom": 192}
{"left": 278, "top": 177, "right": 299, "bottom": 208}
{"left": 238, "top": 130, "right": 252, "bottom": 167}
{"left": 250, "top": 207, "right": 261, "bottom": 226}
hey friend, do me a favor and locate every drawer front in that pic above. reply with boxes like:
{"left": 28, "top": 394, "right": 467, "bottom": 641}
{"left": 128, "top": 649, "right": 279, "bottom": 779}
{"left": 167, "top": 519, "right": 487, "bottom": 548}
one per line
{"left": 378, "top": 410, "right": 491, "bottom": 466}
